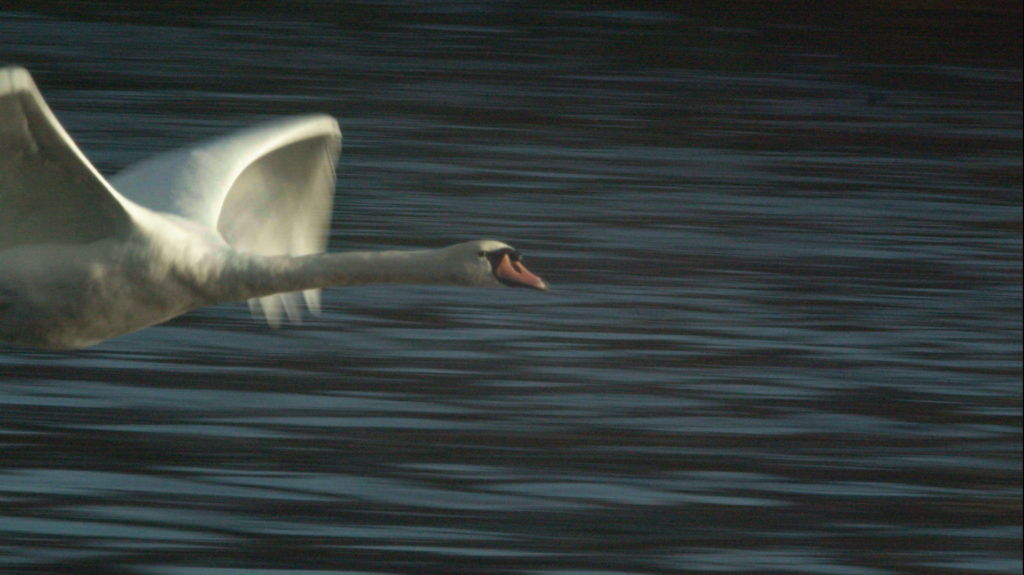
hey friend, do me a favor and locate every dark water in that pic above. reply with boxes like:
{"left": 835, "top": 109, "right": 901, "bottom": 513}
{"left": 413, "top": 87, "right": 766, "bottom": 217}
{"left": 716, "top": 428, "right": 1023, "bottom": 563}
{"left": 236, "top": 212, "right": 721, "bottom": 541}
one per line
{"left": 1, "top": 3, "right": 1021, "bottom": 574}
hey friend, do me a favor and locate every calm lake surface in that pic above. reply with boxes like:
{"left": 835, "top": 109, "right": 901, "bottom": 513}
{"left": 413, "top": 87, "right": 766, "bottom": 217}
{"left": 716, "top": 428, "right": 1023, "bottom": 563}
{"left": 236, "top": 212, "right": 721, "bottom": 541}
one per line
{"left": 1, "top": 3, "right": 1021, "bottom": 574}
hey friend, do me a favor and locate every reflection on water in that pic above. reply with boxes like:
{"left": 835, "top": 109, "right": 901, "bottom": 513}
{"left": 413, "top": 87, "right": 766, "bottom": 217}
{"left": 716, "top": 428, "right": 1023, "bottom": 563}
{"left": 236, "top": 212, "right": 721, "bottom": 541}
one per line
{"left": 1, "top": 3, "right": 1021, "bottom": 575}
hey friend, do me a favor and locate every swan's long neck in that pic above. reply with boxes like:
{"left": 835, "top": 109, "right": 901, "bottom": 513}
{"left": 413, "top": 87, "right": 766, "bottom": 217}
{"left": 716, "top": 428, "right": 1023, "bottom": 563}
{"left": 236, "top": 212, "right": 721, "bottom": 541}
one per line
{"left": 214, "top": 248, "right": 460, "bottom": 302}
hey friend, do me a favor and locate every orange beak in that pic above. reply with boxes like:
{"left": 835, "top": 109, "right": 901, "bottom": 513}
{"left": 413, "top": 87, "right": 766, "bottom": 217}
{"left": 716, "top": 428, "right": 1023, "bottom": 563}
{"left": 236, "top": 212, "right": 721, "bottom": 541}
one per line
{"left": 493, "top": 253, "right": 548, "bottom": 291}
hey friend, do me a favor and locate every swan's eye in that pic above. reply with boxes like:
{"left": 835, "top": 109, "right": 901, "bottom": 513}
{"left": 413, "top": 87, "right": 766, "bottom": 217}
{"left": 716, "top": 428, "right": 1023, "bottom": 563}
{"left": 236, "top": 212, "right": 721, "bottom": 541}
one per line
{"left": 483, "top": 248, "right": 523, "bottom": 271}
{"left": 478, "top": 251, "right": 486, "bottom": 257}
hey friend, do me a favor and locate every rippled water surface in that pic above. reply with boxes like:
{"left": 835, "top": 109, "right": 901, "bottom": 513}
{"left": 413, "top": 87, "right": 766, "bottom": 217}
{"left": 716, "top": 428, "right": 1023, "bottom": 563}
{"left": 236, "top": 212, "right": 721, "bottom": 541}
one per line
{"left": 1, "top": 3, "right": 1021, "bottom": 574}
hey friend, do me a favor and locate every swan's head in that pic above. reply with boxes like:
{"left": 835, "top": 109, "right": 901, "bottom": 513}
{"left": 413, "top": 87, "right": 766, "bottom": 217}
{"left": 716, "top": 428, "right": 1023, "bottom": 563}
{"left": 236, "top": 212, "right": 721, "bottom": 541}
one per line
{"left": 444, "top": 240, "right": 548, "bottom": 291}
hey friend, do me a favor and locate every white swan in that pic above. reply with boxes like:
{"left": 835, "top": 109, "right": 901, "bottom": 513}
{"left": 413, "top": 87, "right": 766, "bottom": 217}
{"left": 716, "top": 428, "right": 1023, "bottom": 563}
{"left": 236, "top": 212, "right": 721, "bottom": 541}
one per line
{"left": 0, "top": 66, "right": 546, "bottom": 350}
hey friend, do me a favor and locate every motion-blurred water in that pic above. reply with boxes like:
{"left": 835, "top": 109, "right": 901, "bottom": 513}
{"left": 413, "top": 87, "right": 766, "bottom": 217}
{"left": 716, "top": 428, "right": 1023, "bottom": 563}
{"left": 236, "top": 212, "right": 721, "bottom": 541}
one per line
{"left": 2, "top": 4, "right": 1021, "bottom": 574}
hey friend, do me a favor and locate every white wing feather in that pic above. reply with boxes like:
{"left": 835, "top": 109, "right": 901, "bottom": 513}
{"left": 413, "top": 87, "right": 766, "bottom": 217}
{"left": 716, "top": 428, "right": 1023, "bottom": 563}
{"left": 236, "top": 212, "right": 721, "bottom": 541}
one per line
{"left": 0, "top": 66, "right": 132, "bottom": 250}
{"left": 110, "top": 115, "right": 342, "bottom": 324}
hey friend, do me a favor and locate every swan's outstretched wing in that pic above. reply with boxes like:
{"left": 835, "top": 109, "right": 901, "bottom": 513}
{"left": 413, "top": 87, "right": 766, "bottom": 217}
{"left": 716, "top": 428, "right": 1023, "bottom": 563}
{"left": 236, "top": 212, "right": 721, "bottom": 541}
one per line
{"left": 0, "top": 66, "right": 132, "bottom": 251}
{"left": 110, "top": 114, "right": 342, "bottom": 324}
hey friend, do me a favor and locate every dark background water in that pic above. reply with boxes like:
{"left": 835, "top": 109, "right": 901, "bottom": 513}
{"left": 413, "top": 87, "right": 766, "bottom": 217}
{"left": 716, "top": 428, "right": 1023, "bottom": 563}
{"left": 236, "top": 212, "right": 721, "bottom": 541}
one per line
{"left": 1, "top": 3, "right": 1021, "bottom": 574}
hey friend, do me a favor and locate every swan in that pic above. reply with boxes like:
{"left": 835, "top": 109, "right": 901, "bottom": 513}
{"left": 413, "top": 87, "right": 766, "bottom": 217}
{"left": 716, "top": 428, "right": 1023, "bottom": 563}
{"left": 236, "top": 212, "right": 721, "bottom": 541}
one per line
{"left": 0, "top": 66, "right": 546, "bottom": 350}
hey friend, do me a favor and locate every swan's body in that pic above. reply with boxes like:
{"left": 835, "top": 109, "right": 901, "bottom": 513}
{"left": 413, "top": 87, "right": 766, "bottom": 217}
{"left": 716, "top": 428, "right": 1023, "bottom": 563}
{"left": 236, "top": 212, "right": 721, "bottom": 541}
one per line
{"left": 0, "top": 67, "right": 545, "bottom": 350}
